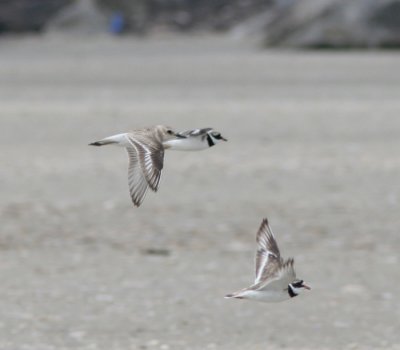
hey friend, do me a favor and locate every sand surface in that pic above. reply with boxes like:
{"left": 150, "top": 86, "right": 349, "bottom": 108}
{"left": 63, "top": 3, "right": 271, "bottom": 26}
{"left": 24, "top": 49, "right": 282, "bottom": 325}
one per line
{"left": 0, "top": 34, "right": 400, "bottom": 350}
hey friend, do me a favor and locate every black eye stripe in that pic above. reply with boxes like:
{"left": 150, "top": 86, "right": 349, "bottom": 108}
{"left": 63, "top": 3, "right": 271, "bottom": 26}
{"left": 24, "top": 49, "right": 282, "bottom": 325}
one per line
{"left": 292, "top": 280, "right": 303, "bottom": 288}
{"left": 211, "top": 132, "right": 221, "bottom": 139}
{"left": 206, "top": 134, "right": 215, "bottom": 147}
{"left": 288, "top": 285, "right": 296, "bottom": 298}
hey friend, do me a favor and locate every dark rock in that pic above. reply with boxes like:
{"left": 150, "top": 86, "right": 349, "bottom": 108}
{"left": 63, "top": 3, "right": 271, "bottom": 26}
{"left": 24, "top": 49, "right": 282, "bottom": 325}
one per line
{"left": 263, "top": 0, "right": 400, "bottom": 48}
{"left": 0, "top": 0, "right": 71, "bottom": 33}
{"left": 141, "top": 248, "right": 171, "bottom": 256}
{"left": 97, "top": 0, "right": 273, "bottom": 33}
{"left": 45, "top": 0, "right": 108, "bottom": 34}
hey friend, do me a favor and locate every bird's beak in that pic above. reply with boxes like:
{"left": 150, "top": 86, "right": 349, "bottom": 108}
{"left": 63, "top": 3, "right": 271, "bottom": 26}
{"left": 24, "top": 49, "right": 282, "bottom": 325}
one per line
{"left": 174, "top": 133, "right": 186, "bottom": 139}
{"left": 302, "top": 284, "right": 311, "bottom": 290}
{"left": 221, "top": 136, "right": 228, "bottom": 141}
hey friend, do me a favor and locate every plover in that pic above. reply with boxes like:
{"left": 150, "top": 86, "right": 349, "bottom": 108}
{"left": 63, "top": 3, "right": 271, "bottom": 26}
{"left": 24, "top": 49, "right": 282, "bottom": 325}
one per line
{"left": 89, "top": 125, "right": 226, "bottom": 207}
{"left": 225, "top": 218, "right": 310, "bottom": 302}
{"left": 163, "top": 127, "right": 227, "bottom": 151}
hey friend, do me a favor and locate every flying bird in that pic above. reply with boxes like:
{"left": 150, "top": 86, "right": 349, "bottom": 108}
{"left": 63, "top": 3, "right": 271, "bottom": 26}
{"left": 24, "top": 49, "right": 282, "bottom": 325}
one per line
{"left": 225, "top": 218, "right": 310, "bottom": 302}
{"left": 163, "top": 127, "right": 227, "bottom": 150}
{"left": 90, "top": 125, "right": 226, "bottom": 207}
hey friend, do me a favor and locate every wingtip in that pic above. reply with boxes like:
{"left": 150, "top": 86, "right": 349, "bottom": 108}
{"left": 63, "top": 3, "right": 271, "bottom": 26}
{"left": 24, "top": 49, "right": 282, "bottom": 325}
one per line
{"left": 224, "top": 293, "right": 243, "bottom": 300}
{"left": 174, "top": 133, "right": 186, "bottom": 139}
{"left": 259, "top": 217, "right": 271, "bottom": 231}
{"left": 130, "top": 196, "right": 142, "bottom": 208}
{"left": 132, "top": 200, "right": 141, "bottom": 208}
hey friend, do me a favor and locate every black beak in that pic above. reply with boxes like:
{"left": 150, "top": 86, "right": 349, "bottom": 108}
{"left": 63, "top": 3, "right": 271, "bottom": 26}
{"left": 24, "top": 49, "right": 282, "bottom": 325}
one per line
{"left": 221, "top": 136, "right": 228, "bottom": 141}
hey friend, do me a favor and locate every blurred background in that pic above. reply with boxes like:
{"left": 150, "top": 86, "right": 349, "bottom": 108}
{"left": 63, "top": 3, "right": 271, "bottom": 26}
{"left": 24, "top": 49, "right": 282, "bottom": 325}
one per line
{"left": 1, "top": 0, "right": 400, "bottom": 47}
{"left": 1, "top": 1, "right": 400, "bottom": 350}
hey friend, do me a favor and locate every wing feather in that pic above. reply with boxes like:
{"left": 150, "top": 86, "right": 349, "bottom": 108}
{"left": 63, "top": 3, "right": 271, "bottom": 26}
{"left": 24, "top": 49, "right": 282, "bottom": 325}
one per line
{"left": 126, "top": 145, "right": 149, "bottom": 207}
{"left": 177, "top": 127, "right": 213, "bottom": 137}
{"left": 127, "top": 135, "right": 164, "bottom": 192}
{"left": 254, "top": 258, "right": 296, "bottom": 292}
{"left": 254, "top": 218, "right": 282, "bottom": 284}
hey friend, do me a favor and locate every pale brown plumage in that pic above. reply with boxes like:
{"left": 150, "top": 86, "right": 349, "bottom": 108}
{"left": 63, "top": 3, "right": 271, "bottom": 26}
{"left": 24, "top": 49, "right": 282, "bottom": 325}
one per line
{"left": 90, "top": 125, "right": 177, "bottom": 207}
{"left": 225, "top": 218, "right": 307, "bottom": 302}
{"left": 124, "top": 126, "right": 174, "bottom": 206}
{"left": 254, "top": 218, "right": 296, "bottom": 285}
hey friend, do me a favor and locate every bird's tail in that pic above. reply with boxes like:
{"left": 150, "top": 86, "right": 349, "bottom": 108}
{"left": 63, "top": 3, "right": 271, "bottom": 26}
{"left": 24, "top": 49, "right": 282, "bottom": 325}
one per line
{"left": 89, "top": 140, "right": 117, "bottom": 146}
{"left": 224, "top": 291, "right": 244, "bottom": 299}
{"left": 89, "top": 133, "right": 127, "bottom": 147}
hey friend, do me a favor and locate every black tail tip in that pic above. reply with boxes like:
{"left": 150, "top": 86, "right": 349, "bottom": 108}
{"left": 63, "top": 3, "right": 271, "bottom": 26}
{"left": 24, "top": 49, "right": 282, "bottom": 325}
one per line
{"left": 225, "top": 294, "right": 233, "bottom": 298}
{"left": 89, "top": 142, "right": 101, "bottom": 146}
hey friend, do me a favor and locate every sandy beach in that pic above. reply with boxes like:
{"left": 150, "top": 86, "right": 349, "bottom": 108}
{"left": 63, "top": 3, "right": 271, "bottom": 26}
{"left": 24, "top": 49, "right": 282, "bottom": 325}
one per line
{"left": 0, "top": 34, "right": 399, "bottom": 350}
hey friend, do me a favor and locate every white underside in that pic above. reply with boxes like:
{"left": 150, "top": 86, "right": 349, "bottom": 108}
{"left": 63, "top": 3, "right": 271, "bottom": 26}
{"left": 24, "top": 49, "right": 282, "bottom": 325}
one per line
{"left": 162, "top": 138, "right": 209, "bottom": 151}
{"left": 238, "top": 289, "right": 290, "bottom": 303}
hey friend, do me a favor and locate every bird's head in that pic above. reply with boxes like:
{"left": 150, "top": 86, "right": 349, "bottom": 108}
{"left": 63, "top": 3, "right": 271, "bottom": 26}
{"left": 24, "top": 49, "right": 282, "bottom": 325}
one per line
{"left": 288, "top": 279, "right": 311, "bottom": 298}
{"left": 207, "top": 130, "right": 228, "bottom": 144}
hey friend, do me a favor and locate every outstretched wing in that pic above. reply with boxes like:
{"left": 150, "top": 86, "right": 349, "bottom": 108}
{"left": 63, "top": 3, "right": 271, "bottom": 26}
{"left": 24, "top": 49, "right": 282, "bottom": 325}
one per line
{"left": 278, "top": 258, "right": 296, "bottom": 285}
{"left": 127, "top": 135, "right": 164, "bottom": 192}
{"left": 125, "top": 145, "right": 149, "bottom": 207}
{"left": 255, "top": 258, "right": 296, "bottom": 292}
{"left": 254, "top": 218, "right": 282, "bottom": 284}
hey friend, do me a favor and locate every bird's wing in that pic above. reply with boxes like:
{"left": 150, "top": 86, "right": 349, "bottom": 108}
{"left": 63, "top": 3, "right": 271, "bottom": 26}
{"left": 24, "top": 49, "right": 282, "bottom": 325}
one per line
{"left": 125, "top": 145, "right": 149, "bottom": 207}
{"left": 255, "top": 258, "right": 296, "bottom": 292}
{"left": 127, "top": 135, "right": 164, "bottom": 192}
{"left": 238, "top": 259, "right": 296, "bottom": 295}
{"left": 177, "top": 127, "right": 213, "bottom": 138}
{"left": 254, "top": 218, "right": 282, "bottom": 284}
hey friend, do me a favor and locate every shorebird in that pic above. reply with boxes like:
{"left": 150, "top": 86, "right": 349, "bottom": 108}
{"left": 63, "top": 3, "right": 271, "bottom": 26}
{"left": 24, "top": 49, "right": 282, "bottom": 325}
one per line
{"left": 225, "top": 218, "right": 310, "bottom": 302}
{"left": 163, "top": 127, "right": 227, "bottom": 151}
{"left": 89, "top": 125, "right": 226, "bottom": 207}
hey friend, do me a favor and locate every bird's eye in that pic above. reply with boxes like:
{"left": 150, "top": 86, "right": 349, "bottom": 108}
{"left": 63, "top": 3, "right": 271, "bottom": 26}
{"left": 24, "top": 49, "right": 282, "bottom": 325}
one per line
{"left": 292, "top": 280, "right": 303, "bottom": 288}
{"left": 212, "top": 132, "right": 221, "bottom": 138}
{"left": 167, "top": 130, "right": 174, "bottom": 135}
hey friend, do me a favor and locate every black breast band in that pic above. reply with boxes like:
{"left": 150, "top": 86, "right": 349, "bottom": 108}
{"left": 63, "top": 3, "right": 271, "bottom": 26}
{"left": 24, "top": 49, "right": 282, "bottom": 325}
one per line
{"left": 288, "top": 285, "right": 297, "bottom": 298}
{"left": 206, "top": 134, "right": 215, "bottom": 147}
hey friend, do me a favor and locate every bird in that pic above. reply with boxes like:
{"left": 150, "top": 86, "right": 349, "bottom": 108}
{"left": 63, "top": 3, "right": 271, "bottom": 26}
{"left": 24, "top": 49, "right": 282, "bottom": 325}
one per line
{"left": 89, "top": 125, "right": 226, "bottom": 207}
{"left": 225, "top": 218, "right": 310, "bottom": 302}
{"left": 162, "top": 127, "right": 227, "bottom": 151}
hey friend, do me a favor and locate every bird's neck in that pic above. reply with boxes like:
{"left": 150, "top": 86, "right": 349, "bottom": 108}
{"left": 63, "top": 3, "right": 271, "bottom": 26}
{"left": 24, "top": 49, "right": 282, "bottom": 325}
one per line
{"left": 288, "top": 285, "right": 298, "bottom": 298}
{"left": 206, "top": 134, "right": 215, "bottom": 147}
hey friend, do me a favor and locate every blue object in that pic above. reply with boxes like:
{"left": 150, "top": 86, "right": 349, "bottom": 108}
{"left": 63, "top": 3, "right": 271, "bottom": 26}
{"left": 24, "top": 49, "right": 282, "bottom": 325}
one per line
{"left": 109, "top": 12, "right": 125, "bottom": 34}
